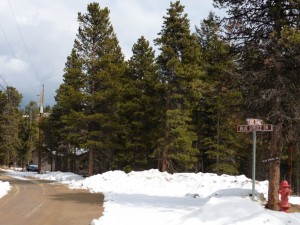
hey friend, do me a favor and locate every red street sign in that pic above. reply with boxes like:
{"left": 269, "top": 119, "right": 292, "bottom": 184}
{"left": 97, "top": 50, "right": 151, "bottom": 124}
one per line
{"left": 237, "top": 124, "right": 273, "bottom": 132}
{"left": 247, "top": 119, "right": 263, "bottom": 126}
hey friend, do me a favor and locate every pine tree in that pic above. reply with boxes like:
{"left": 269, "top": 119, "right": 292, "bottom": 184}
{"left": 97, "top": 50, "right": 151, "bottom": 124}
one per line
{"left": 154, "top": 1, "right": 204, "bottom": 172}
{"left": 117, "top": 36, "right": 161, "bottom": 171}
{"left": 74, "top": 3, "right": 126, "bottom": 175}
{"left": 0, "top": 87, "right": 22, "bottom": 166}
{"left": 56, "top": 48, "right": 85, "bottom": 116}
{"left": 42, "top": 105, "right": 65, "bottom": 171}
{"left": 19, "top": 101, "right": 39, "bottom": 167}
{"left": 43, "top": 48, "right": 86, "bottom": 172}
{"left": 195, "top": 12, "right": 242, "bottom": 175}
{"left": 54, "top": 48, "right": 86, "bottom": 172}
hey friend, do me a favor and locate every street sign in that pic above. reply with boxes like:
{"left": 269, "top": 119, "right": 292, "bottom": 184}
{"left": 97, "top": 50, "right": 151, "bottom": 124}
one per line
{"left": 236, "top": 119, "right": 274, "bottom": 201}
{"left": 262, "top": 156, "right": 279, "bottom": 163}
{"left": 237, "top": 124, "right": 273, "bottom": 132}
{"left": 247, "top": 118, "right": 263, "bottom": 126}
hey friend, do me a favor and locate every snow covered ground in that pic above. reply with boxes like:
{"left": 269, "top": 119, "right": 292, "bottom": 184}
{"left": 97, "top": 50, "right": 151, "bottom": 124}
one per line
{"left": 2, "top": 169, "right": 300, "bottom": 225}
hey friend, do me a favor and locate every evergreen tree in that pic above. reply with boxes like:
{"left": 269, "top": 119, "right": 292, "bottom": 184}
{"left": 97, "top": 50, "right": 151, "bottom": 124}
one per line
{"left": 195, "top": 13, "right": 242, "bottom": 175}
{"left": 56, "top": 48, "right": 85, "bottom": 114}
{"left": 44, "top": 47, "right": 85, "bottom": 172}
{"left": 19, "top": 101, "right": 39, "bottom": 167}
{"left": 117, "top": 36, "right": 160, "bottom": 171}
{"left": 214, "top": 0, "right": 300, "bottom": 209}
{"left": 54, "top": 48, "right": 86, "bottom": 172}
{"left": 0, "top": 87, "right": 22, "bottom": 166}
{"left": 74, "top": 2, "right": 126, "bottom": 175}
{"left": 42, "top": 105, "right": 65, "bottom": 171}
{"left": 154, "top": 1, "right": 204, "bottom": 172}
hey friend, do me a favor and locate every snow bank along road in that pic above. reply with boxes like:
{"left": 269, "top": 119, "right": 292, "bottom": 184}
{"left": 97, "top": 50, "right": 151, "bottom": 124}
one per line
{"left": 0, "top": 171, "right": 104, "bottom": 225}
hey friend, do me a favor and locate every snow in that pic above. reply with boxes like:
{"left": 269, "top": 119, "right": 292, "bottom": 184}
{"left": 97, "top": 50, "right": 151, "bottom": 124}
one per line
{"left": 2, "top": 169, "right": 300, "bottom": 225}
{"left": 0, "top": 179, "right": 10, "bottom": 198}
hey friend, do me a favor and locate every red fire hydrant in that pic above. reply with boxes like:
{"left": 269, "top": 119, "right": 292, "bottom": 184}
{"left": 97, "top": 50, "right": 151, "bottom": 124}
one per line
{"left": 278, "top": 180, "right": 292, "bottom": 212}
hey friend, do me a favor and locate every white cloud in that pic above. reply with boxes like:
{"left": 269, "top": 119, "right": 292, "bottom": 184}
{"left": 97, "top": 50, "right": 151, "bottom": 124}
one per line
{"left": 0, "top": 55, "right": 29, "bottom": 74}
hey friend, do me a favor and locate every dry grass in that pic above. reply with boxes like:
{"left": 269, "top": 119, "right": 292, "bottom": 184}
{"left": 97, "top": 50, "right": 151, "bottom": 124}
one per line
{"left": 287, "top": 204, "right": 300, "bottom": 213}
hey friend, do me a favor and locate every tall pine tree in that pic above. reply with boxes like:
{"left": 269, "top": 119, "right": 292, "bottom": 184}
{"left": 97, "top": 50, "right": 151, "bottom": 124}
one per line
{"left": 154, "top": 1, "right": 204, "bottom": 172}
{"left": 0, "top": 87, "right": 22, "bottom": 166}
{"left": 117, "top": 36, "right": 161, "bottom": 171}
{"left": 52, "top": 48, "right": 86, "bottom": 172}
{"left": 74, "top": 3, "right": 126, "bottom": 175}
{"left": 195, "top": 12, "right": 242, "bottom": 175}
{"left": 19, "top": 101, "right": 39, "bottom": 167}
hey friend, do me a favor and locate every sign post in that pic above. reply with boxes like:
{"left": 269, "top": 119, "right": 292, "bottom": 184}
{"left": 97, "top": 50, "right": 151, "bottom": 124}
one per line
{"left": 252, "top": 130, "right": 256, "bottom": 202}
{"left": 237, "top": 119, "right": 273, "bottom": 201}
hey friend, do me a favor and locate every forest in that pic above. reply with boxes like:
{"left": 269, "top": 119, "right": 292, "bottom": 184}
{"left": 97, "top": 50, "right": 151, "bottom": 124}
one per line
{"left": 1, "top": 0, "right": 300, "bottom": 210}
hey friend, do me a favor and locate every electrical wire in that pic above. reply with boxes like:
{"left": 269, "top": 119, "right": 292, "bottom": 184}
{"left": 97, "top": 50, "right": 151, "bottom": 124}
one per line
{"left": 7, "top": 0, "right": 42, "bottom": 82}
{"left": 2, "top": 1, "right": 46, "bottom": 106}
{"left": 0, "top": 82, "right": 6, "bottom": 92}
{"left": 0, "top": 23, "right": 38, "bottom": 96}
{"left": 0, "top": 74, "right": 9, "bottom": 87}
{"left": 0, "top": 74, "right": 8, "bottom": 104}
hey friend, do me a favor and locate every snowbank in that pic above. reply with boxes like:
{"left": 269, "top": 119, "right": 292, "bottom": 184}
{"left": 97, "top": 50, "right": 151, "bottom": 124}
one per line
{"left": 4, "top": 169, "right": 300, "bottom": 225}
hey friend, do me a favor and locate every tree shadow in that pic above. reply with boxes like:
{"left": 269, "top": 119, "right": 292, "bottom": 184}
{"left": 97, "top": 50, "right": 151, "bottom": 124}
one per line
{"left": 48, "top": 192, "right": 104, "bottom": 205}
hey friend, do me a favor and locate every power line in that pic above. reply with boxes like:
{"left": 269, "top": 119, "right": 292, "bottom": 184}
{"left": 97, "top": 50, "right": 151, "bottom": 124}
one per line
{"left": 4, "top": 0, "right": 44, "bottom": 106}
{"left": 0, "top": 23, "right": 38, "bottom": 95}
{"left": 0, "top": 24, "right": 18, "bottom": 63}
{"left": 0, "top": 74, "right": 9, "bottom": 87}
{"left": 0, "top": 74, "right": 10, "bottom": 106}
{"left": 7, "top": 0, "right": 42, "bottom": 82}
{"left": 0, "top": 82, "right": 6, "bottom": 92}
{"left": 0, "top": 74, "right": 8, "bottom": 99}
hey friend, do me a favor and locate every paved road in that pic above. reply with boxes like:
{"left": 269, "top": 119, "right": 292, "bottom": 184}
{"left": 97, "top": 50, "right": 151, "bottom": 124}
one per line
{"left": 0, "top": 171, "right": 104, "bottom": 225}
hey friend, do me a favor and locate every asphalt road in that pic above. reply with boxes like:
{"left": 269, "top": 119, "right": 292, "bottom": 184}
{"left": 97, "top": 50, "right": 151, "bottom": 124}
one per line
{"left": 0, "top": 171, "right": 104, "bottom": 225}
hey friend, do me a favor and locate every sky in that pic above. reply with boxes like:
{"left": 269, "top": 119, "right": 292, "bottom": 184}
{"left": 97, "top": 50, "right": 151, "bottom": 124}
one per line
{"left": 0, "top": 0, "right": 220, "bottom": 108}
{"left": 2, "top": 169, "right": 300, "bottom": 225}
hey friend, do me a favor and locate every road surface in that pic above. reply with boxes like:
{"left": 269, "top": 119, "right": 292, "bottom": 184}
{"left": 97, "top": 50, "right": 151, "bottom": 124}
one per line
{"left": 0, "top": 171, "right": 104, "bottom": 225}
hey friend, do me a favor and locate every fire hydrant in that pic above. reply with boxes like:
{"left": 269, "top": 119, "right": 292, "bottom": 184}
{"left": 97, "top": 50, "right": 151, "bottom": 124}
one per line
{"left": 278, "top": 180, "right": 292, "bottom": 212}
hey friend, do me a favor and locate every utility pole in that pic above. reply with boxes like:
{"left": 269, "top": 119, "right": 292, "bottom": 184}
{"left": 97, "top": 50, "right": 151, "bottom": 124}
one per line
{"left": 38, "top": 84, "right": 44, "bottom": 174}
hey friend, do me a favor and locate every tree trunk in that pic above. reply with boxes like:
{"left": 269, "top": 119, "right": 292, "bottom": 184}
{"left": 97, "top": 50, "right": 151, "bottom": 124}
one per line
{"left": 162, "top": 149, "right": 167, "bottom": 172}
{"left": 67, "top": 143, "right": 71, "bottom": 172}
{"left": 161, "top": 95, "right": 170, "bottom": 173}
{"left": 296, "top": 143, "right": 300, "bottom": 195}
{"left": 267, "top": 124, "right": 282, "bottom": 210}
{"left": 50, "top": 153, "right": 53, "bottom": 172}
{"left": 88, "top": 149, "right": 94, "bottom": 176}
{"left": 54, "top": 152, "right": 58, "bottom": 171}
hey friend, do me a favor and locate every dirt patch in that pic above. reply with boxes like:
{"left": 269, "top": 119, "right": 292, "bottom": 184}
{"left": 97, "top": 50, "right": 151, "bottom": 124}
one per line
{"left": 288, "top": 204, "right": 300, "bottom": 213}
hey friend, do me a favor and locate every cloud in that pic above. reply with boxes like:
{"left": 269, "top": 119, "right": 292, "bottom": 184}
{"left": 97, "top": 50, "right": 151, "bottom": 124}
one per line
{"left": 0, "top": 55, "right": 29, "bottom": 74}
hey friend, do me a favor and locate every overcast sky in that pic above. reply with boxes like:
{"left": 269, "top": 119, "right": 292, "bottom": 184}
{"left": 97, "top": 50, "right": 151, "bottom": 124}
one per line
{"left": 0, "top": 0, "right": 221, "bottom": 108}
